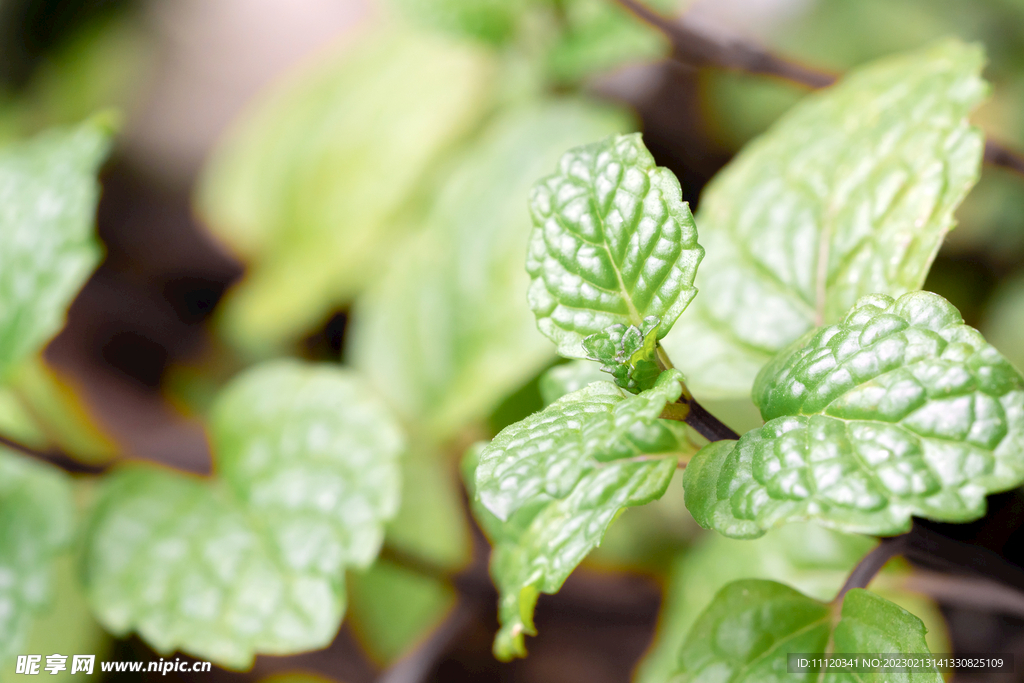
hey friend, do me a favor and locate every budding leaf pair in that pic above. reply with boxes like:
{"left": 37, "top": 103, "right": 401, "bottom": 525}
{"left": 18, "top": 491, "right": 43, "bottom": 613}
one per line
{"left": 582, "top": 315, "right": 661, "bottom": 393}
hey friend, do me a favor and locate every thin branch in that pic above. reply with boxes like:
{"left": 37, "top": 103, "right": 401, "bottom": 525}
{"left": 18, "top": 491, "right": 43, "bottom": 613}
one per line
{"left": 616, "top": 0, "right": 1024, "bottom": 177}
{"left": 903, "top": 523, "right": 1024, "bottom": 591}
{"left": 376, "top": 599, "right": 476, "bottom": 683}
{"left": 904, "top": 570, "right": 1024, "bottom": 619}
{"left": 0, "top": 433, "right": 108, "bottom": 474}
{"left": 834, "top": 533, "right": 908, "bottom": 602}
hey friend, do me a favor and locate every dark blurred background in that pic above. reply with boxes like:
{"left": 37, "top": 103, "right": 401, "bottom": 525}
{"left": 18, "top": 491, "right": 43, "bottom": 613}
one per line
{"left": 4, "top": 0, "right": 1024, "bottom": 681}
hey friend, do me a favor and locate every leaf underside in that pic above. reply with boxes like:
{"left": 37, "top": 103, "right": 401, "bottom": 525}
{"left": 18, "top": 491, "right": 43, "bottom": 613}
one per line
{"left": 662, "top": 39, "right": 987, "bottom": 398}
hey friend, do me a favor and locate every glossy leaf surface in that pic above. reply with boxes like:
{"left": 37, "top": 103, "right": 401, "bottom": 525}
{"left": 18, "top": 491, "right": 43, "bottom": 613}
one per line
{"left": 662, "top": 40, "right": 987, "bottom": 397}
{"left": 471, "top": 370, "right": 694, "bottom": 659}
{"left": 83, "top": 362, "right": 404, "bottom": 668}
{"left": 527, "top": 132, "right": 703, "bottom": 358}
{"left": 675, "top": 580, "right": 940, "bottom": 682}
{"left": 685, "top": 292, "right": 1024, "bottom": 537}
{"left": 0, "top": 118, "right": 112, "bottom": 381}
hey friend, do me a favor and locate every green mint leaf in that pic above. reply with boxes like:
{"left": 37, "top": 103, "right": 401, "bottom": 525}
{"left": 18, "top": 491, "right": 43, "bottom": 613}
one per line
{"left": 195, "top": 28, "right": 494, "bottom": 354}
{"left": 538, "top": 360, "right": 609, "bottom": 405}
{"left": 82, "top": 362, "right": 404, "bottom": 668}
{"left": 350, "top": 100, "right": 630, "bottom": 439}
{"left": 389, "top": 0, "right": 527, "bottom": 45}
{"left": 636, "top": 523, "right": 947, "bottom": 683}
{"left": 0, "top": 449, "right": 75, "bottom": 666}
{"left": 545, "top": 0, "right": 673, "bottom": 83}
{"left": 675, "top": 580, "right": 940, "bottom": 682}
{"left": 347, "top": 559, "right": 456, "bottom": 664}
{"left": 685, "top": 291, "right": 1024, "bottom": 538}
{"left": 470, "top": 370, "right": 694, "bottom": 659}
{"left": 527, "top": 132, "right": 703, "bottom": 359}
{"left": 661, "top": 39, "right": 987, "bottom": 397}
{"left": 0, "top": 118, "right": 113, "bottom": 381}
{"left": 582, "top": 315, "right": 662, "bottom": 393}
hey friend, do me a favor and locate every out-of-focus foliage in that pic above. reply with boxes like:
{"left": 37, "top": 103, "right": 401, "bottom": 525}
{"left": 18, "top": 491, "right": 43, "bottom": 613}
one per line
{"left": 0, "top": 118, "right": 113, "bottom": 382}
{"left": 664, "top": 40, "right": 986, "bottom": 397}
{"left": 347, "top": 559, "right": 457, "bottom": 664}
{"left": 196, "top": 27, "right": 496, "bottom": 355}
{"left": 351, "top": 99, "right": 630, "bottom": 439}
{"left": 0, "top": 449, "right": 75, "bottom": 669}
{"left": 984, "top": 272, "right": 1024, "bottom": 373}
{"left": 82, "top": 362, "right": 405, "bottom": 668}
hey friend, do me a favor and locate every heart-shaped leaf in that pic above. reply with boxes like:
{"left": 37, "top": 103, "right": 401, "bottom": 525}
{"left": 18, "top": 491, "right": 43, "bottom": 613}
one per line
{"left": 82, "top": 362, "right": 404, "bottom": 668}
{"left": 469, "top": 369, "right": 695, "bottom": 659}
{"left": 684, "top": 291, "right": 1024, "bottom": 538}
{"left": 661, "top": 40, "right": 987, "bottom": 398}
{"left": 527, "top": 133, "right": 703, "bottom": 358}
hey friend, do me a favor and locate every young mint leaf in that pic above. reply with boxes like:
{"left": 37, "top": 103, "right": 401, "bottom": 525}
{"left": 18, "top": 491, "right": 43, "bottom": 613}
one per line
{"left": 82, "top": 362, "right": 404, "bottom": 668}
{"left": 527, "top": 132, "right": 703, "bottom": 359}
{"left": 350, "top": 100, "right": 630, "bottom": 439}
{"left": 661, "top": 39, "right": 987, "bottom": 398}
{"left": 674, "top": 580, "right": 940, "bottom": 682}
{"left": 583, "top": 315, "right": 662, "bottom": 393}
{"left": 636, "top": 523, "right": 947, "bottom": 683}
{"left": 0, "top": 449, "right": 75, "bottom": 667}
{"left": 195, "top": 28, "right": 495, "bottom": 354}
{"left": 0, "top": 118, "right": 113, "bottom": 382}
{"left": 685, "top": 291, "right": 1024, "bottom": 538}
{"left": 469, "top": 370, "right": 695, "bottom": 659}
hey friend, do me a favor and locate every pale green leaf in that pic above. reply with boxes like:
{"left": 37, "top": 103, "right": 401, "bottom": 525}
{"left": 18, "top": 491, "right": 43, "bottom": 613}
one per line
{"left": 470, "top": 370, "right": 694, "bottom": 659}
{"left": 538, "top": 360, "right": 609, "bottom": 404}
{"left": 636, "top": 523, "right": 948, "bottom": 683}
{"left": 528, "top": 132, "right": 703, "bottom": 358}
{"left": 347, "top": 559, "right": 456, "bottom": 664}
{"left": 82, "top": 362, "right": 404, "bottom": 668}
{"left": 389, "top": 0, "right": 528, "bottom": 44}
{"left": 545, "top": 0, "right": 678, "bottom": 83}
{"left": 662, "top": 39, "right": 987, "bottom": 397}
{"left": 0, "top": 118, "right": 113, "bottom": 382}
{"left": 675, "top": 580, "right": 940, "bottom": 682}
{"left": 386, "top": 446, "right": 472, "bottom": 572}
{"left": 983, "top": 272, "right": 1024, "bottom": 374}
{"left": 684, "top": 291, "right": 1024, "bottom": 538}
{"left": 0, "top": 449, "right": 75, "bottom": 667}
{"left": 350, "top": 99, "right": 630, "bottom": 438}
{"left": 196, "top": 27, "right": 495, "bottom": 354}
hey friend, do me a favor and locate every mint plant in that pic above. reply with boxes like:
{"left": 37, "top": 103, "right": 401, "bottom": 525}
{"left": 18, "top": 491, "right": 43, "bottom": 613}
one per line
{"left": 3, "top": 2, "right": 1024, "bottom": 680}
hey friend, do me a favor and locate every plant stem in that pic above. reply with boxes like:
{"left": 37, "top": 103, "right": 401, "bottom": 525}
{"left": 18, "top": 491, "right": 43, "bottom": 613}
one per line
{"left": 834, "top": 533, "right": 908, "bottom": 602}
{"left": 615, "top": 0, "right": 1024, "bottom": 177}
{"left": 0, "top": 433, "right": 107, "bottom": 474}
